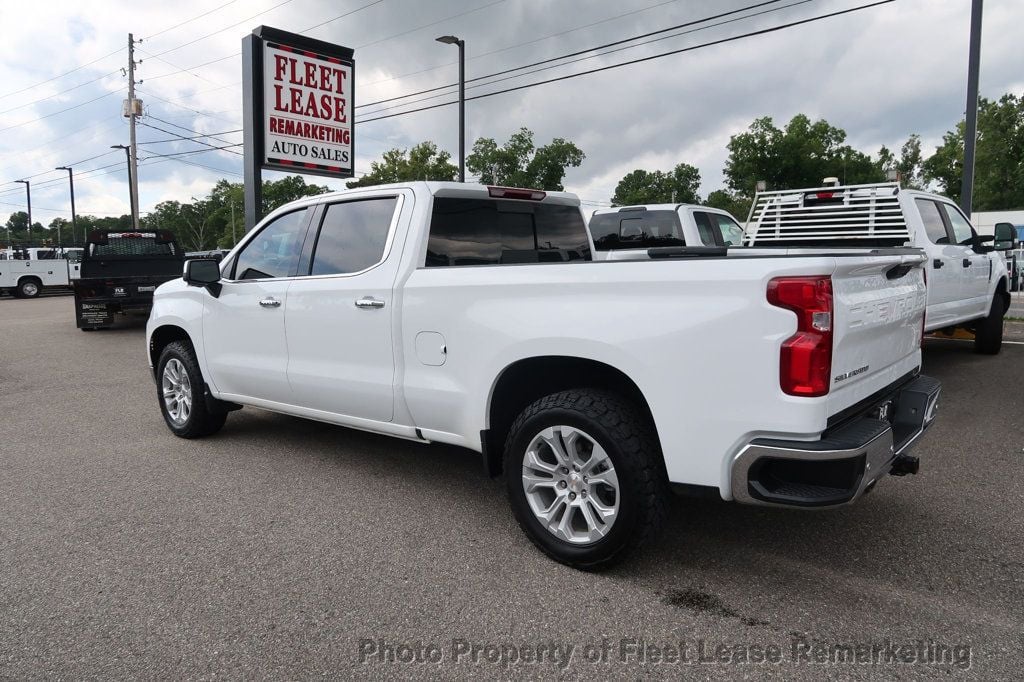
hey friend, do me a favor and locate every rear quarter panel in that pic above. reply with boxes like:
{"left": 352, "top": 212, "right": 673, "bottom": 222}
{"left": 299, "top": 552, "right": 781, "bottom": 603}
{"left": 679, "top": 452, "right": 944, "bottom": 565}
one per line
{"left": 399, "top": 257, "right": 849, "bottom": 492}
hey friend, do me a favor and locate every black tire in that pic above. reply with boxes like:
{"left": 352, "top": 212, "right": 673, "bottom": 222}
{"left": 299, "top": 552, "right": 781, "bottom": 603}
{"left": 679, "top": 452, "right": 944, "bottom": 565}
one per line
{"left": 156, "top": 340, "right": 228, "bottom": 438}
{"left": 503, "top": 389, "right": 669, "bottom": 569}
{"left": 974, "top": 294, "right": 1004, "bottom": 355}
{"left": 17, "top": 277, "right": 41, "bottom": 298}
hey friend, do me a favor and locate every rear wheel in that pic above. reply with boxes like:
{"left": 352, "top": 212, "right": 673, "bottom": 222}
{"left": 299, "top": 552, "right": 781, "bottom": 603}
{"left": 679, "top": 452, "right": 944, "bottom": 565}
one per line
{"left": 974, "top": 294, "right": 1005, "bottom": 355}
{"left": 504, "top": 389, "right": 669, "bottom": 569}
{"left": 17, "top": 278, "right": 41, "bottom": 298}
{"left": 157, "top": 340, "right": 227, "bottom": 438}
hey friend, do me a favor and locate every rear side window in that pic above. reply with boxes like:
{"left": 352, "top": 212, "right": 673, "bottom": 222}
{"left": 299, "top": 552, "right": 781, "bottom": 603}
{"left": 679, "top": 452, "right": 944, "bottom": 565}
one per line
{"left": 426, "top": 198, "right": 590, "bottom": 266}
{"left": 310, "top": 197, "right": 399, "bottom": 275}
{"left": 90, "top": 234, "right": 178, "bottom": 257}
{"left": 915, "top": 199, "right": 950, "bottom": 244}
{"left": 234, "top": 209, "right": 308, "bottom": 279}
{"left": 590, "top": 210, "right": 683, "bottom": 251}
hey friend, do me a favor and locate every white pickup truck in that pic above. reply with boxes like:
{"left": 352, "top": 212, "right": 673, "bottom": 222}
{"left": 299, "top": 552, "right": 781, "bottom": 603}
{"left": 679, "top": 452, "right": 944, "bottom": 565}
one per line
{"left": 745, "top": 182, "right": 1017, "bottom": 354}
{"left": 147, "top": 182, "right": 940, "bottom": 568}
{"left": 589, "top": 204, "right": 745, "bottom": 260}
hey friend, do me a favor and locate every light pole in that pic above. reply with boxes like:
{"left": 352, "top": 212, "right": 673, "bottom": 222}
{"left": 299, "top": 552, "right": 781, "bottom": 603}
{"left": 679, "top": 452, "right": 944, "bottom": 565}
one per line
{"left": 55, "top": 166, "right": 76, "bottom": 247}
{"left": 111, "top": 145, "right": 138, "bottom": 226}
{"left": 960, "top": 0, "right": 983, "bottom": 215}
{"left": 15, "top": 179, "right": 31, "bottom": 245}
{"left": 436, "top": 35, "right": 465, "bottom": 182}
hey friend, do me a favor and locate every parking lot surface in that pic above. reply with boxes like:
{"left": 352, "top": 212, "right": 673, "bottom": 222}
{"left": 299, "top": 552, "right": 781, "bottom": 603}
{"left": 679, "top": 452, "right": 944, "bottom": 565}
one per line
{"left": 1, "top": 296, "right": 1022, "bottom": 679}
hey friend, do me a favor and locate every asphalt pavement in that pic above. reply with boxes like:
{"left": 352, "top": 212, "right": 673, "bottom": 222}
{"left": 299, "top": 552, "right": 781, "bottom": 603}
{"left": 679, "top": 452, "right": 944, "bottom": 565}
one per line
{"left": 1, "top": 296, "right": 1022, "bottom": 679}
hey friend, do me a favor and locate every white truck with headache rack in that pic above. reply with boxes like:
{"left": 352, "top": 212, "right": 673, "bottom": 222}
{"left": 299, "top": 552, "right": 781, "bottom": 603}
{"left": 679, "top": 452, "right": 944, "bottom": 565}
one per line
{"left": 744, "top": 182, "right": 1018, "bottom": 354}
{"left": 147, "top": 182, "right": 940, "bottom": 568}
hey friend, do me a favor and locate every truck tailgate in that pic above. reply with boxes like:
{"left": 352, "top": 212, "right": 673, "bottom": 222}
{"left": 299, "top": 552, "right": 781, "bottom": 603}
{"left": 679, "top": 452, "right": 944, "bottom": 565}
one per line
{"left": 828, "top": 253, "right": 927, "bottom": 416}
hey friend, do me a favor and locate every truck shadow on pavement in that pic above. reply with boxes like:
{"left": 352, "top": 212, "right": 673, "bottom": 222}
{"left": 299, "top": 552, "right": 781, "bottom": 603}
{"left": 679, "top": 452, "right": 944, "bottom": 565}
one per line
{"left": 200, "top": 338, "right": 1020, "bottom": 634}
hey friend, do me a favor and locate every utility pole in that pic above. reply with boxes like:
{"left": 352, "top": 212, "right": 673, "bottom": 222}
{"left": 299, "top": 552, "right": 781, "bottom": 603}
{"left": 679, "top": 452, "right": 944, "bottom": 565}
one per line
{"left": 127, "top": 33, "right": 142, "bottom": 229}
{"left": 56, "top": 166, "right": 76, "bottom": 246}
{"left": 230, "top": 201, "right": 237, "bottom": 245}
{"left": 960, "top": 0, "right": 983, "bottom": 215}
{"left": 15, "top": 179, "right": 31, "bottom": 245}
{"left": 436, "top": 35, "right": 465, "bottom": 182}
{"left": 111, "top": 145, "right": 137, "bottom": 225}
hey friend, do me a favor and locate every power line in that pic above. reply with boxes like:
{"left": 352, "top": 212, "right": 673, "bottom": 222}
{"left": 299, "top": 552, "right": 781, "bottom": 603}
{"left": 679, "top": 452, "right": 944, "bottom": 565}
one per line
{"left": 139, "top": 121, "right": 244, "bottom": 155}
{"left": 142, "top": 0, "right": 242, "bottom": 40}
{"left": 357, "top": 0, "right": 893, "bottom": 125}
{"left": 138, "top": 129, "right": 243, "bottom": 145}
{"left": 145, "top": 114, "right": 242, "bottom": 147}
{"left": 364, "top": 0, "right": 819, "bottom": 117}
{"left": 357, "top": 0, "right": 685, "bottom": 92}
{"left": 0, "top": 48, "right": 123, "bottom": 101}
{"left": 0, "top": 91, "right": 119, "bottom": 134}
{"left": 145, "top": 0, "right": 298, "bottom": 59}
{"left": 357, "top": 0, "right": 792, "bottom": 111}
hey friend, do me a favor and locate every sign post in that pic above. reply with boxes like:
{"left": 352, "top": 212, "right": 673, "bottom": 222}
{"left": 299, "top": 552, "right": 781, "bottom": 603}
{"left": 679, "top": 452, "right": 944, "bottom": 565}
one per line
{"left": 242, "top": 26, "right": 355, "bottom": 232}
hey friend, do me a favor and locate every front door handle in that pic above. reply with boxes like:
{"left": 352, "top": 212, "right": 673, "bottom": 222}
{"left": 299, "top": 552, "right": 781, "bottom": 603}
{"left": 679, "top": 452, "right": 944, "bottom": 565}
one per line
{"left": 962, "top": 258, "right": 971, "bottom": 268}
{"left": 259, "top": 298, "right": 281, "bottom": 308}
{"left": 355, "top": 297, "right": 385, "bottom": 309}
{"left": 933, "top": 259, "right": 944, "bottom": 269}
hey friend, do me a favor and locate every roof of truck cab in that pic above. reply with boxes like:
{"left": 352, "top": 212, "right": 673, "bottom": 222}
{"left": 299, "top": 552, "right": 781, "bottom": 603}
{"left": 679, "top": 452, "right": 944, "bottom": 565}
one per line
{"left": 591, "top": 203, "right": 729, "bottom": 215}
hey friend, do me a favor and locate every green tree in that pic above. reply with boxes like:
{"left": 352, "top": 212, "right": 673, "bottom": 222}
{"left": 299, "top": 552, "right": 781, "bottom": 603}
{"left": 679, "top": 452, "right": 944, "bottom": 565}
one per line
{"left": 347, "top": 141, "right": 458, "bottom": 188}
{"left": 924, "top": 94, "right": 1024, "bottom": 210}
{"left": 261, "top": 175, "right": 330, "bottom": 213}
{"left": 610, "top": 163, "right": 701, "bottom": 206}
{"left": 704, "top": 190, "right": 752, "bottom": 221}
{"left": 467, "top": 127, "right": 585, "bottom": 190}
{"left": 878, "top": 134, "right": 925, "bottom": 189}
{"left": 724, "top": 114, "right": 884, "bottom": 195}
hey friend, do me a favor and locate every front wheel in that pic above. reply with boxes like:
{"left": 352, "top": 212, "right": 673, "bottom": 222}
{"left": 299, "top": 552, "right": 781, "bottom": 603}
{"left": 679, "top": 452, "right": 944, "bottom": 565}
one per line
{"left": 17, "top": 278, "right": 41, "bottom": 298}
{"left": 974, "top": 294, "right": 1005, "bottom": 355}
{"left": 157, "top": 340, "right": 227, "bottom": 438}
{"left": 504, "top": 389, "right": 669, "bottom": 569}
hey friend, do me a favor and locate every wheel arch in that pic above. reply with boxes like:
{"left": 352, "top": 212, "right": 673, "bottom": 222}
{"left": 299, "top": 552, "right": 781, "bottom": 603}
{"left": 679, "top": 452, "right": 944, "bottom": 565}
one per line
{"left": 148, "top": 324, "right": 193, "bottom": 377}
{"left": 481, "top": 355, "right": 660, "bottom": 478}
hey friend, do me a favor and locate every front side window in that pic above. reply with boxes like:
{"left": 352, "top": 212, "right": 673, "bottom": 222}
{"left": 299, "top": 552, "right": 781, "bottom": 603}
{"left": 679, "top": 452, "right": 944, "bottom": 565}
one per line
{"left": 426, "top": 198, "right": 590, "bottom": 266}
{"left": 234, "top": 209, "right": 308, "bottom": 279}
{"left": 915, "top": 199, "right": 949, "bottom": 244}
{"left": 940, "top": 203, "right": 975, "bottom": 245}
{"left": 310, "top": 197, "right": 399, "bottom": 275}
{"left": 590, "top": 210, "right": 683, "bottom": 251}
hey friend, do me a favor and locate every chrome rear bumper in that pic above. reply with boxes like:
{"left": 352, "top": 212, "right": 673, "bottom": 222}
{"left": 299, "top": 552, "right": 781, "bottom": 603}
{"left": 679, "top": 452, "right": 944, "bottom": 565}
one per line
{"left": 731, "top": 375, "right": 940, "bottom": 508}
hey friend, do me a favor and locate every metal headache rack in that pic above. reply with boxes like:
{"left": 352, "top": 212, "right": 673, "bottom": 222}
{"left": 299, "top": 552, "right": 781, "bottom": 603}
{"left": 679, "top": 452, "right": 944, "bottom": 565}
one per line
{"left": 743, "top": 182, "right": 911, "bottom": 246}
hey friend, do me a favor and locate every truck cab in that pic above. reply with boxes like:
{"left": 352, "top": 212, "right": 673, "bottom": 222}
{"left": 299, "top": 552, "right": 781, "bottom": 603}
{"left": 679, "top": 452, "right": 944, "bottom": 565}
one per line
{"left": 588, "top": 204, "right": 744, "bottom": 260}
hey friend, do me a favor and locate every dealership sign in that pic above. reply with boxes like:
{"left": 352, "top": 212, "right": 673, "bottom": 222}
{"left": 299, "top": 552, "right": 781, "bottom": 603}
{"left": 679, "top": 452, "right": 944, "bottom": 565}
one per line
{"left": 243, "top": 26, "right": 355, "bottom": 180}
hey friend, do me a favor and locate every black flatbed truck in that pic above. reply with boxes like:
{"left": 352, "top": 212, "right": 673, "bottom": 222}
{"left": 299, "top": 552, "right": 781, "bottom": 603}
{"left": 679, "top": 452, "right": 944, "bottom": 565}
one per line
{"left": 73, "top": 230, "right": 184, "bottom": 330}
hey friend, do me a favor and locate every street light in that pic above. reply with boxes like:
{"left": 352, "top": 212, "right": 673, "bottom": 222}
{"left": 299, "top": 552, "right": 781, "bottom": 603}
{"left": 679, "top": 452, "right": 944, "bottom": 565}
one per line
{"left": 111, "top": 145, "right": 137, "bottom": 226}
{"left": 436, "top": 35, "right": 465, "bottom": 182}
{"left": 15, "top": 179, "right": 31, "bottom": 245}
{"left": 55, "top": 166, "right": 76, "bottom": 247}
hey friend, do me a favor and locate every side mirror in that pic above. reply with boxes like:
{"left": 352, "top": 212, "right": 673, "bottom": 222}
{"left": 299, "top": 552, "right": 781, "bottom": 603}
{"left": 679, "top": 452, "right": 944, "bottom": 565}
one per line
{"left": 994, "top": 222, "right": 1019, "bottom": 251}
{"left": 183, "top": 258, "right": 222, "bottom": 296}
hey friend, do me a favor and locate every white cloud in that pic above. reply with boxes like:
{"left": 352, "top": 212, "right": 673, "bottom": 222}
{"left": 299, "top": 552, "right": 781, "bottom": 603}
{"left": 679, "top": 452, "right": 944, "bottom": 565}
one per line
{"left": 0, "top": 0, "right": 1021, "bottom": 227}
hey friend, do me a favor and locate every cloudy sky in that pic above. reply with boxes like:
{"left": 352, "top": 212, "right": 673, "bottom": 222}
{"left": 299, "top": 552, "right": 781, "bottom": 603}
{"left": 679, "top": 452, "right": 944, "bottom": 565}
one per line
{"left": 0, "top": 0, "right": 1020, "bottom": 229}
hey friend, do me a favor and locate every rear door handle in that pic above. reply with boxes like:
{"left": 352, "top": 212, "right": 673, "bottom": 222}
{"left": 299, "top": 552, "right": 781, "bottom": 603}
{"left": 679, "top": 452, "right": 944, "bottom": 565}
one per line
{"left": 259, "top": 298, "right": 281, "bottom": 308}
{"left": 933, "top": 259, "right": 944, "bottom": 269}
{"left": 355, "top": 297, "right": 385, "bottom": 309}
{"left": 962, "top": 258, "right": 971, "bottom": 268}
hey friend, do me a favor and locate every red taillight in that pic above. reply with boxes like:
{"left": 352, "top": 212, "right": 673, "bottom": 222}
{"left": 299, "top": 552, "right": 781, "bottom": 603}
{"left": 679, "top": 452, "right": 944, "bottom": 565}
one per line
{"left": 487, "top": 186, "right": 546, "bottom": 201}
{"left": 815, "top": 192, "right": 834, "bottom": 199}
{"left": 767, "top": 276, "right": 833, "bottom": 397}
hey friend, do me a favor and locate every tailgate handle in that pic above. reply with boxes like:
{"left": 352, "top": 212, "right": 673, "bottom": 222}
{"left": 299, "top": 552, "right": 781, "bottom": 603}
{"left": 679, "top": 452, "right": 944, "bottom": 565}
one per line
{"left": 962, "top": 258, "right": 971, "bottom": 268}
{"left": 886, "top": 263, "right": 915, "bottom": 280}
{"left": 933, "top": 259, "right": 944, "bottom": 269}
